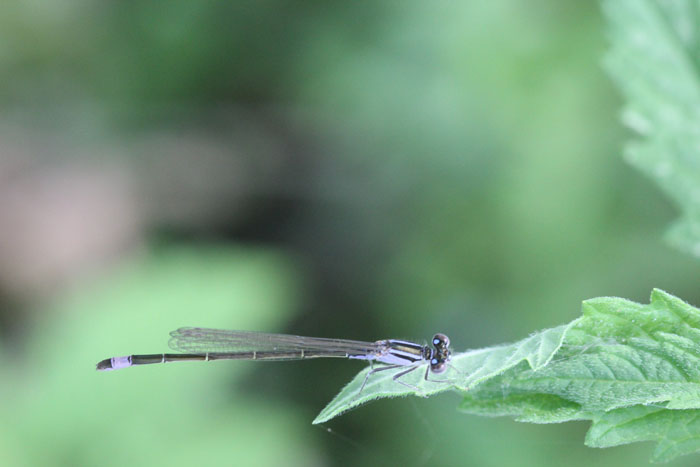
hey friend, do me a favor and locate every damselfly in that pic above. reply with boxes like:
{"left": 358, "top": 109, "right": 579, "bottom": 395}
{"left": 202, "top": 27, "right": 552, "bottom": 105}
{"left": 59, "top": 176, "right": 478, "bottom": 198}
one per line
{"left": 96, "top": 328, "right": 453, "bottom": 391}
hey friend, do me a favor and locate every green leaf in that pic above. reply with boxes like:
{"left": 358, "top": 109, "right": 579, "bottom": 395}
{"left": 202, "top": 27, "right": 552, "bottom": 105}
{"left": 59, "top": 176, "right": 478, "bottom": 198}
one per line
{"left": 496, "top": 290, "right": 700, "bottom": 412}
{"left": 319, "top": 289, "right": 700, "bottom": 462}
{"left": 461, "top": 390, "right": 700, "bottom": 463}
{"left": 586, "top": 405, "right": 700, "bottom": 463}
{"left": 460, "top": 390, "right": 586, "bottom": 424}
{"left": 457, "top": 289, "right": 700, "bottom": 462}
{"left": 313, "top": 322, "right": 574, "bottom": 424}
{"left": 603, "top": 0, "right": 700, "bottom": 257}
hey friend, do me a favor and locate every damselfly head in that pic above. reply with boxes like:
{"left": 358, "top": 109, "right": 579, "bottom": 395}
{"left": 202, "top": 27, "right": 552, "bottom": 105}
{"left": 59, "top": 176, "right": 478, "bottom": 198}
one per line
{"left": 429, "top": 333, "right": 451, "bottom": 374}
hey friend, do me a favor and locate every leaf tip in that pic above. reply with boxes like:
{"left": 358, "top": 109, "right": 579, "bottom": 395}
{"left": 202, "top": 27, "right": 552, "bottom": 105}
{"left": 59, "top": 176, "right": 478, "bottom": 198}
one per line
{"left": 311, "top": 413, "right": 330, "bottom": 425}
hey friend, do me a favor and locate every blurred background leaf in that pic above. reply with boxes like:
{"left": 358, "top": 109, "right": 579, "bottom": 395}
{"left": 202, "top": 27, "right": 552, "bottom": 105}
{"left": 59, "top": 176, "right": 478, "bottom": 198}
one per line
{"left": 5, "top": 246, "right": 321, "bottom": 467}
{"left": 0, "top": 1, "right": 698, "bottom": 466}
{"left": 603, "top": 0, "right": 700, "bottom": 258}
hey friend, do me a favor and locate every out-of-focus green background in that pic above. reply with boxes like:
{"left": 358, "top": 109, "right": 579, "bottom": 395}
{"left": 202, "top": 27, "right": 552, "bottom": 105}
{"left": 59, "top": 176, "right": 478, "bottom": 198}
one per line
{"left": 1, "top": 1, "right": 699, "bottom": 466}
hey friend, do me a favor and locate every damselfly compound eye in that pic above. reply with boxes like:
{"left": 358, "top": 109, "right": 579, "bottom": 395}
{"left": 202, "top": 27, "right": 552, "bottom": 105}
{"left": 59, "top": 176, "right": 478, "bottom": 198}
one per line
{"left": 432, "top": 333, "right": 450, "bottom": 348}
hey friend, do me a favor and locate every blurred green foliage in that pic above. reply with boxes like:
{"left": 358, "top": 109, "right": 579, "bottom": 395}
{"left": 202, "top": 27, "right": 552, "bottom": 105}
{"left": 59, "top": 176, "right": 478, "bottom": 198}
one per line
{"left": 604, "top": 0, "right": 700, "bottom": 258}
{"left": 0, "top": 247, "right": 320, "bottom": 466}
{"left": 1, "top": 1, "right": 699, "bottom": 466}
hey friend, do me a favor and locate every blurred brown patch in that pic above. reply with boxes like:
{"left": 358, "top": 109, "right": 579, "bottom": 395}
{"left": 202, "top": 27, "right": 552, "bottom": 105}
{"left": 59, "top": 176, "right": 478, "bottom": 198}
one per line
{"left": 0, "top": 138, "right": 142, "bottom": 301}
